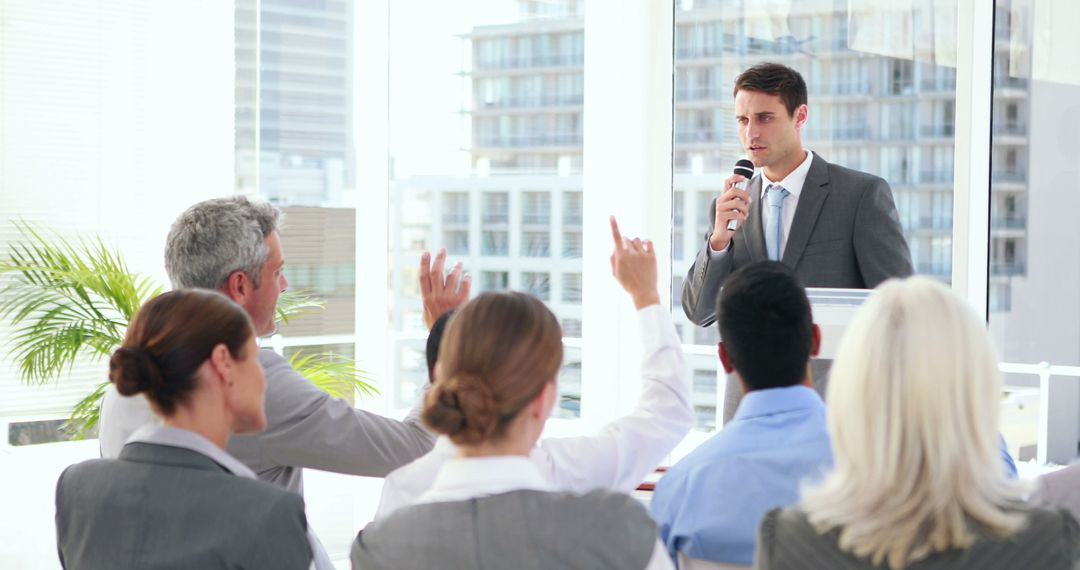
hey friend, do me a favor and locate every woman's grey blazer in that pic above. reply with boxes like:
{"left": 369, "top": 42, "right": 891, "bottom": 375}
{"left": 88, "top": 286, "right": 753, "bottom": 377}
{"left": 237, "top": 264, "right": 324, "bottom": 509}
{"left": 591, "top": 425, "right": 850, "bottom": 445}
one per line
{"left": 55, "top": 442, "right": 313, "bottom": 570}
{"left": 755, "top": 505, "right": 1080, "bottom": 570}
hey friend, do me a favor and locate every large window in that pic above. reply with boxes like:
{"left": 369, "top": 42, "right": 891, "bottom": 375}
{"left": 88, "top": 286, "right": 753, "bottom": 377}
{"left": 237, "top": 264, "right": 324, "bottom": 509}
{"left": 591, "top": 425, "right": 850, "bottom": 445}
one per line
{"left": 672, "top": 0, "right": 960, "bottom": 431}
{"left": 988, "top": 0, "right": 1080, "bottom": 464}
{"left": 387, "top": 0, "right": 586, "bottom": 418}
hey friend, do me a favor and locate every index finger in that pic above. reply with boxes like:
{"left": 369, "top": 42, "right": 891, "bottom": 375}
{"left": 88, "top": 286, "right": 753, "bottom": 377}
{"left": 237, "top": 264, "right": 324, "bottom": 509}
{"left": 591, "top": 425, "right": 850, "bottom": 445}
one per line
{"left": 609, "top": 215, "right": 623, "bottom": 248}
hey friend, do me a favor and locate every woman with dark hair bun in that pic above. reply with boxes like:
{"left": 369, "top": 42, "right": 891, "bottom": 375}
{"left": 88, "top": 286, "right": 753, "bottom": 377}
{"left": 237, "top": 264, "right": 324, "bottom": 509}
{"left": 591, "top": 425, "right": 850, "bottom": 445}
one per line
{"left": 352, "top": 219, "right": 677, "bottom": 570}
{"left": 55, "top": 289, "right": 313, "bottom": 570}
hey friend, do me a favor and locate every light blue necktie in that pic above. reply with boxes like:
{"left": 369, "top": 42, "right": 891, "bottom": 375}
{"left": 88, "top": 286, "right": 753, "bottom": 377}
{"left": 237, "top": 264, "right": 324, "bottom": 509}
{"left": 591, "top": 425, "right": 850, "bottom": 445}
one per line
{"left": 765, "top": 184, "right": 789, "bottom": 261}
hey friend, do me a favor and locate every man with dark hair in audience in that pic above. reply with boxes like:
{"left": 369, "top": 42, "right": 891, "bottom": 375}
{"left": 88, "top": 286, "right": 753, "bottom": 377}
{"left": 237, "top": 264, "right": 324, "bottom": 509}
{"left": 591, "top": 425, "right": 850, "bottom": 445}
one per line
{"left": 651, "top": 261, "right": 832, "bottom": 568}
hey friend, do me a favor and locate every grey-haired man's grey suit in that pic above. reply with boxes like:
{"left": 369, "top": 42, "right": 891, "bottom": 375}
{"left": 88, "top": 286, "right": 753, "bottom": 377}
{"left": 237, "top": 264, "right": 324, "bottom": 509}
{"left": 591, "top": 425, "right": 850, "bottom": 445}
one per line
{"left": 682, "top": 153, "right": 912, "bottom": 420}
{"left": 56, "top": 442, "right": 313, "bottom": 570}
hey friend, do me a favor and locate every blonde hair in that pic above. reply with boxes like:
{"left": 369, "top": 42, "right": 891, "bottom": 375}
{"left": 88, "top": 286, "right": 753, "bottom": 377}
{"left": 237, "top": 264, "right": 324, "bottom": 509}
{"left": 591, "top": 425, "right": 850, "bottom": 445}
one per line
{"left": 800, "top": 277, "right": 1024, "bottom": 569}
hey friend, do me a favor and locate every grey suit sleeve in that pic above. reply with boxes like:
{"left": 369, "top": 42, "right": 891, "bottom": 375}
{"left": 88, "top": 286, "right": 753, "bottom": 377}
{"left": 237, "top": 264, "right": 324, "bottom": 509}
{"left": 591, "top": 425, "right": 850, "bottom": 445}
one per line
{"left": 681, "top": 197, "right": 736, "bottom": 327}
{"left": 853, "top": 179, "right": 913, "bottom": 288}
{"left": 250, "top": 351, "right": 436, "bottom": 478}
{"left": 243, "top": 493, "right": 313, "bottom": 570}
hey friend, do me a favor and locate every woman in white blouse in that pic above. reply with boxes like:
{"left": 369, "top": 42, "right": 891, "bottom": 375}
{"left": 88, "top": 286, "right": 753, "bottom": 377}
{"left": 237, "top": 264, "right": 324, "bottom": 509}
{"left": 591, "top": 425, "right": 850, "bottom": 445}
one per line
{"left": 352, "top": 219, "right": 675, "bottom": 570}
{"left": 376, "top": 218, "right": 693, "bottom": 519}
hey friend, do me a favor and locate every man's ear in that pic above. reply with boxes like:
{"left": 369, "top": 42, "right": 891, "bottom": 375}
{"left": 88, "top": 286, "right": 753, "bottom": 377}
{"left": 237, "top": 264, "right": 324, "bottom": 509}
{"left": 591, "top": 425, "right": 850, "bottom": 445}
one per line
{"left": 795, "top": 104, "right": 809, "bottom": 129}
{"left": 222, "top": 271, "right": 249, "bottom": 305}
{"left": 810, "top": 324, "right": 822, "bottom": 358}
{"left": 718, "top": 342, "right": 734, "bottom": 374}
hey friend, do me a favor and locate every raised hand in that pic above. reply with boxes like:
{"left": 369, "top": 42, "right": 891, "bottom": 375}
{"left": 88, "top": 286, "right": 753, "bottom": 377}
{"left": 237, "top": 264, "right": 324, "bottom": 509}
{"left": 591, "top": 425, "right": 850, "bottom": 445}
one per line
{"left": 419, "top": 248, "right": 471, "bottom": 330}
{"left": 609, "top": 216, "right": 661, "bottom": 310}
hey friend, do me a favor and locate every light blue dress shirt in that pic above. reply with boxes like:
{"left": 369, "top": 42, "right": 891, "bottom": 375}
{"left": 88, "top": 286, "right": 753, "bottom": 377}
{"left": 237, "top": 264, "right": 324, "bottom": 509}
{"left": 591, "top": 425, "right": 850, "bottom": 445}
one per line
{"left": 651, "top": 385, "right": 832, "bottom": 566}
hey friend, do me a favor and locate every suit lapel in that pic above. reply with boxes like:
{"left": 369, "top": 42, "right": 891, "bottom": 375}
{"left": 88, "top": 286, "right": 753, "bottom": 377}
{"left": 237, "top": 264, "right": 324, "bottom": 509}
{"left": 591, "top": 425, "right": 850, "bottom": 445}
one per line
{"left": 782, "top": 155, "right": 831, "bottom": 268}
{"left": 741, "top": 175, "right": 769, "bottom": 261}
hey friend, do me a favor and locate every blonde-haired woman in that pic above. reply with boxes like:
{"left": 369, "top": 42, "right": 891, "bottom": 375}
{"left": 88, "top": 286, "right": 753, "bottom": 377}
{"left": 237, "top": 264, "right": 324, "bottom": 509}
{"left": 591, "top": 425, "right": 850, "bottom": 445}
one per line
{"left": 755, "top": 277, "right": 1080, "bottom": 570}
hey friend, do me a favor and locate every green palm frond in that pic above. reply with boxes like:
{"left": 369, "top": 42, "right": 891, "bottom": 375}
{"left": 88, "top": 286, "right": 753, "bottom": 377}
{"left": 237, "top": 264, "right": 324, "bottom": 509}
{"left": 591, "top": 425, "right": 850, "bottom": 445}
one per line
{"left": 288, "top": 350, "right": 378, "bottom": 400}
{"left": 64, "top": 381, "right": 110, "bottom": 439}
{"left": 0, "top": 221, "right": 161, "bottom": 384}
{"left": 276, "top": 289, "right": 326, "bottom": 324}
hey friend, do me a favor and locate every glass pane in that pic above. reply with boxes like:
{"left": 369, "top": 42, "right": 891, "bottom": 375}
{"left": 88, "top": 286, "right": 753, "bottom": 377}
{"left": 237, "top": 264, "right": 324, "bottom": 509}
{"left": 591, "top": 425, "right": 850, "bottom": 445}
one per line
{"left": 988, "top": 0, "right": 1080, "bottom": 463}
{"left": 389, "top": 0, "right": 586, "bottom": 417}
{"left": 673, "top": 0, "right": 959, "bottom": 431}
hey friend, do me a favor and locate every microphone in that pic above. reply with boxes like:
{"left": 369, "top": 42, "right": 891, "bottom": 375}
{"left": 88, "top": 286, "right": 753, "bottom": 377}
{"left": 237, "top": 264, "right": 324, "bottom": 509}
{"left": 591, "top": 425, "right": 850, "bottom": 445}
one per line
{"left": 726, "top": 158, "right": 755, "bottom": 231}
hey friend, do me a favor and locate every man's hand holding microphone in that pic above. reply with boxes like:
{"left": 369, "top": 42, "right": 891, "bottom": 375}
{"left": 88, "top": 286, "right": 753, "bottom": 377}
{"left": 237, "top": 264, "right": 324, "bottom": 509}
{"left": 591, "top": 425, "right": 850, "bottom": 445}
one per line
{"left": 709, "top": 158, "right": 756, "bottom": 252}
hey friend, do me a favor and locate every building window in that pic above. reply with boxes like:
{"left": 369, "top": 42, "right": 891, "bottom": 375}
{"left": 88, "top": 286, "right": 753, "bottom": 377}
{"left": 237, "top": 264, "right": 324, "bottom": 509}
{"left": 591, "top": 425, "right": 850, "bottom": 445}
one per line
{"left": 480, "top": 271, "right": 509, "bottom": 292}
{"left": 561, "top": 318, "right": 583, "bottom": 337}
{"left": 562, "top": 272, "right": 582, "bottom": 303}
{"left": 482, "top": 230, "right": 509, "bottom": 256}
{"left": 482, "top": 192, "right": 509, "bottom": 224}
{"left": 442, "top": 192, "right": 469, "bottom": 225}
{"left": 563, "top": 230, "right": 582, "bottom": 257}
{"left": 522, "top": 191, "right": 551, "bottom": 225}
{"left": 522, "top": 271, "right": 551, "bottom": 301}
{"left": 443, "top": 230, "right": 469, "bottom": 255}
{"left": 521, "top": 230, "right": 550, "bottom": 257}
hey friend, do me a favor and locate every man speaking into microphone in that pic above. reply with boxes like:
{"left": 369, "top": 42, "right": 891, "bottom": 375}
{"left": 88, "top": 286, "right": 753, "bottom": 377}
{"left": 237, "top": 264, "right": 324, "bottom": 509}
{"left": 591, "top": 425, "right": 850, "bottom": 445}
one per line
{"left": 682, "top": 62, "right": 913, "bottom": 327}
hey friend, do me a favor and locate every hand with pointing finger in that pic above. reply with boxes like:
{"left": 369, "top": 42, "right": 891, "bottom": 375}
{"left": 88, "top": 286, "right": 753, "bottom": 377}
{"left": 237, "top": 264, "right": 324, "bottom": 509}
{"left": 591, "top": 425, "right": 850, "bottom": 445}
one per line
{"left": 609, "top": 216, "right": 661, "bottom": 310}
{"left": 419, "top": 248, "right": 471, "bottom": 330}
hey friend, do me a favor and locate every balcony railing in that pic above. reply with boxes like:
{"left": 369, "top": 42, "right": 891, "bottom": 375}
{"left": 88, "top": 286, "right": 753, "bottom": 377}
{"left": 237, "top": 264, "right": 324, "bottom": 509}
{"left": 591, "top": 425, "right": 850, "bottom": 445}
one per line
{"left": 675, "top": 87, "right": 721, "bottom": 101}
{"left": 919, "top": 170, "right": 954, "bottom": 184}
{"left": 475, "top": 133, "right": 582, "bottom": 147}
{"left": 915, "top": 262, "right": 951, "bottom": 277}
{"left": 993, "top": 123, "right": 1027, "bottom": 136}
{"left": 906, "top": 217, "right": 952, "bottom": 231}
{"left": 475, "top": 94, "right": 583, "bottom": 109}
{"left": 992, "top": 171, "right": 1028, "bottom": 183}
{"left": 475, "top": 53, "right": 583, "bottom": 71}
{"left": 920, "top": 124, "right": 955, "bottom": 138}
{"left": 991, "top": 216, "right": 1026, "bottom": 230}
{"left": 832, "top": 125, "right": 871, "bottom": 140}
{"left": 674, "top": 130, "right": 717, "bottom": 143}
{"left": 992, "top": 261, "right": 1026, "bottom": 276}
{"left": 441, "top": 212, "right": 469, "bottom": 225}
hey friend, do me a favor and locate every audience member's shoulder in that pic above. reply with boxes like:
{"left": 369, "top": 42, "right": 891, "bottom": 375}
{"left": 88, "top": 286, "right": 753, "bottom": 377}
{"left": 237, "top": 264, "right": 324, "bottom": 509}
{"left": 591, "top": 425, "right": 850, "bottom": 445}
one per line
{"left": 1017, "top": 503, "right": 1080, "bottom": 543}
{"left": 56, "top": 458, "right": 118, "bottom": 493}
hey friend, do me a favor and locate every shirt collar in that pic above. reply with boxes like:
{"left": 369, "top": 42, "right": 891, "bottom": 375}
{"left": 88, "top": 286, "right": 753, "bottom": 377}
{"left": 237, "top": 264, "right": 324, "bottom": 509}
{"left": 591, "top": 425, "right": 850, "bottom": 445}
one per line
{"left": 733, "top": 385, "right": 824, "bottom": 421}
{"left": 417, "top": 455, "right": 554, "bottom": 505}
{"left": 126, "top": 424, "right": 256, "bottom": 480}
{"left": 760, "top": 149, "right": 814, "bottom": 199}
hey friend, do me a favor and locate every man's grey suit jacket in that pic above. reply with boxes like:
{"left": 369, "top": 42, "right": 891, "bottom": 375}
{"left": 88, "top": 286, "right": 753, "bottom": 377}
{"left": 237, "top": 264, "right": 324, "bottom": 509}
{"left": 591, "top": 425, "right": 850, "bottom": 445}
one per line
{"left": 682, "top": 153, "right": 913, "bottom": 326}
{"left": 55, "top": 442, "right": 313, "bottom": 570}
{"left": 100, "top": 349, "right": 437, "bottom": 495}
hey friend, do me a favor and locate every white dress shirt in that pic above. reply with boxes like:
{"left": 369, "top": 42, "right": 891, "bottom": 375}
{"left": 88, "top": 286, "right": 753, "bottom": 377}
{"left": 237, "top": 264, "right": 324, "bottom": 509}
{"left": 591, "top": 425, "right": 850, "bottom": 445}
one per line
{"left": 376, "top": 303, "right": 692, "bottom": 519}
{"left": 710, "top": 149, "right": 815, "bottom": 260}
{"left": 127, "top": 424, "right": 330, "bottom": 570}
{"left": 417, "top": 455, "right": 675, "bottom": 570}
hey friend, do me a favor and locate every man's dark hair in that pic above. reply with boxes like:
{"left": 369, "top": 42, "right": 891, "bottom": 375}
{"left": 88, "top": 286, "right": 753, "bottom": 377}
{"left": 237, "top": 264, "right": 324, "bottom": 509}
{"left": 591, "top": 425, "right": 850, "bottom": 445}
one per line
{"left": 718, "top": 262, "right": 813, "bottom": 391}
{"left": 425, "top": 310, "right": 455, "bottom": 384}
{"left": 733, "top": 62, "right": 808, "bottom": 116}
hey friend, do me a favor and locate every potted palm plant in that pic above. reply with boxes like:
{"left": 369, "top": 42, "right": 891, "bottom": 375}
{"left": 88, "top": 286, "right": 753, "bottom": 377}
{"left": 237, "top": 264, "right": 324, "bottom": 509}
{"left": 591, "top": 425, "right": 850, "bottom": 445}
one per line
{"left": 0, "top": 221, "right": 375, "bottom": 439}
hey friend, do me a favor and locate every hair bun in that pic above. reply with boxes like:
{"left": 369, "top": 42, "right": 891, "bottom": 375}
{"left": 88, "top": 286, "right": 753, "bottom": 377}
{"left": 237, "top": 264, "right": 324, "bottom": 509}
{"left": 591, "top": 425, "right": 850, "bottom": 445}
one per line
{"left": 109, "top": 346, "right": 164, "bottom": 397}
{"left": 422, "top": 373, "right": 498, "bottom": 445}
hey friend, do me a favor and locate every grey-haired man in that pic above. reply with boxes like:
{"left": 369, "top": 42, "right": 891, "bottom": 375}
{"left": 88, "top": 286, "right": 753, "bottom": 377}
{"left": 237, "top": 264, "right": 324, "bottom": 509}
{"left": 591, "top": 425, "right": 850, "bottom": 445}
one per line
{"left": 100, "top": 196, "right": 457, "bottom": 491}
